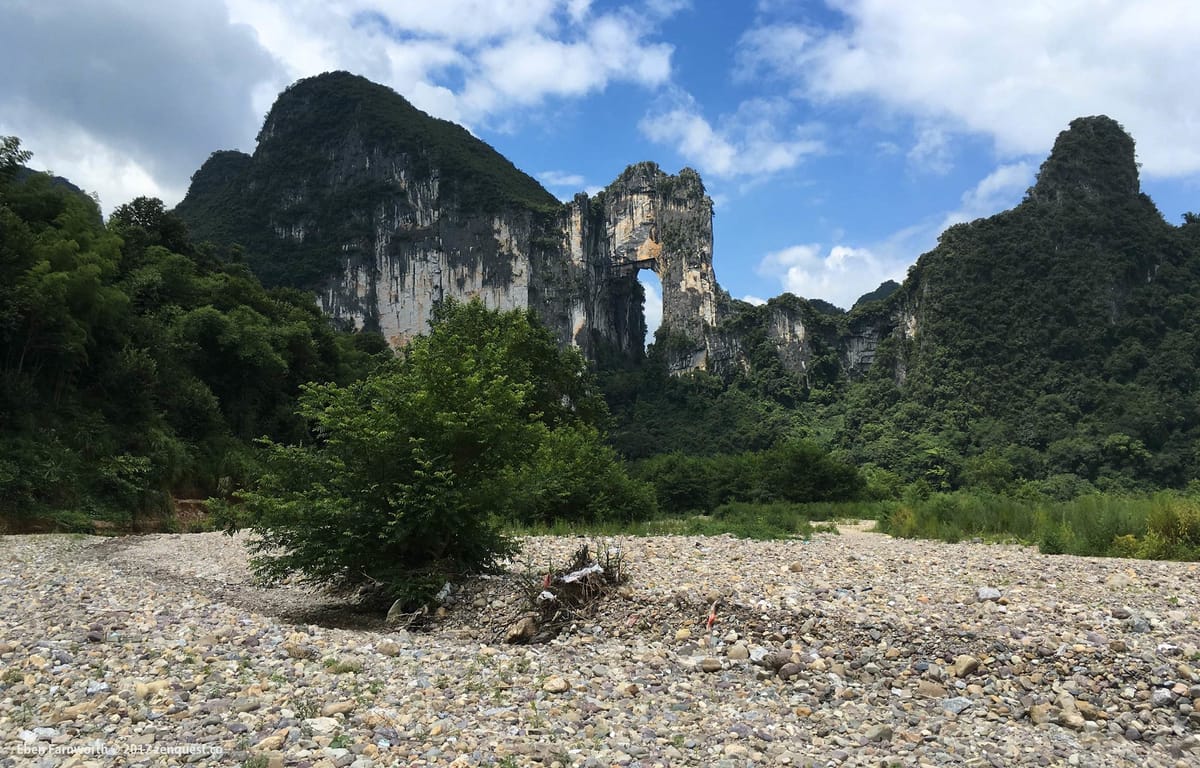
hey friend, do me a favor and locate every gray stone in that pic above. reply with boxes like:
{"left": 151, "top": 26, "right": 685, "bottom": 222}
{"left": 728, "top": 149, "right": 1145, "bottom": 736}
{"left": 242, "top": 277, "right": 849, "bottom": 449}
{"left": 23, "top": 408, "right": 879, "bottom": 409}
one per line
{"left": 977, "top": 587, "right": 1002, "bottom": 602}
{"left": 942, "top": 697, "right": 974, "bottom": 715}
{"left": 1150, "top": 688, "right": 1176, "bottom": 708}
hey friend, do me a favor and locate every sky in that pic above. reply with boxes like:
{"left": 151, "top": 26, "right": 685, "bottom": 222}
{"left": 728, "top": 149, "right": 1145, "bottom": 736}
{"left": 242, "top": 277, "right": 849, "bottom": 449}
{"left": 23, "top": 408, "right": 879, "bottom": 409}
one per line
{"left": 3, "top": 0, "right": 1199, "bottom": 336}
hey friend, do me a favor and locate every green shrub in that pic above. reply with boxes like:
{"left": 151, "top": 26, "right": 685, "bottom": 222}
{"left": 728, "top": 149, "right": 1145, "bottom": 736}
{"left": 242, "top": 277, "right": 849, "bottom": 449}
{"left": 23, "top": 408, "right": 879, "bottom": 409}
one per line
{"left": 220, "top": 300, "right": 646, "bottom": 608}
{"left": 633, "top": 440, "right": 864, "bottom": 516}
{"left": 502, "top": 426, "right": 657, "bottom": 524}
{"left": 684, "top": 502, "right": 815, "bottom": 540}
{"left": 1140, "top": 495, "right": 1200, "bottom": 559}
{"left": 1109, "top": 534, "right": 1140, "bottom": 558}
{"left": 1037, "top": 523, "right": 1070, "bottom": 555}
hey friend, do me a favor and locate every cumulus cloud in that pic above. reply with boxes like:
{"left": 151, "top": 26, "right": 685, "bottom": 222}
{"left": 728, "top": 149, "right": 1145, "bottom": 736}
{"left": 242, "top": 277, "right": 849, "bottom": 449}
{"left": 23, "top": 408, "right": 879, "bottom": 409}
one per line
{"left": 225, "top": 0, "right": 675, "bottom": 126}
{"left": 737, "top": 1, "right": 1200, "bottom": 176}
{"left": 639, "top": 96, "right": 823, "bottom": 179}
{"left": 460, "top": 16, "right": 672, "bottom": 117}
{"left": 941, "top": 161, "right": 1036, "bottom": 230}
{"left": 0, "top": 0, "right": 682, "bottom": 214}
{"left": 741, "top": 295, "right": 768, "bottom": 306}
{"left": 0, "top": 1, "right": 281, "bottom": 212}
{"left": 756, "top": 242, "right": 905, "bottom": 310}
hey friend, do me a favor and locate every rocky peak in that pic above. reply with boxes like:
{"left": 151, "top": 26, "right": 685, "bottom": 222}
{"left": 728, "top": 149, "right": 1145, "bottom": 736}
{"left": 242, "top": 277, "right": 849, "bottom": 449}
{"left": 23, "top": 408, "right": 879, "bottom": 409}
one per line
{"left": 1029, "top": 115, "right": 1140, "bottom": 203}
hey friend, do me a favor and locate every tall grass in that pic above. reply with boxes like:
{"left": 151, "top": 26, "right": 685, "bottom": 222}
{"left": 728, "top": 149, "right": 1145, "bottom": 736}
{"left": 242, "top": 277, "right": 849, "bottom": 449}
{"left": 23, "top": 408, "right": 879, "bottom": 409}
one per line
{"left": 508, "top": 500, "right": 879, "bottom": 540}
{"left": 508, "top": 492, "right": 1200, "bottom": 562}
{"left": 877, "top": 490, "right": 1200, "bottom": 560}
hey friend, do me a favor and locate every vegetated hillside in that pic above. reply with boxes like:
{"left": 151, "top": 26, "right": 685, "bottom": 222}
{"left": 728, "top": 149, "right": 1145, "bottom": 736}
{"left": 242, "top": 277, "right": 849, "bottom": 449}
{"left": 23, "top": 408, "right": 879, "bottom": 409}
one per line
{"left": 175, "top": 71, "right": 560, "bottom": 289}
{"left": 178, "top": 83, "right": 1200, "bottom": 497}
{"left": 0, "top": 140, "right": 389, "bottom": 531}
{"left": 839, "top": 116, "right": 1200, "bottom": 494}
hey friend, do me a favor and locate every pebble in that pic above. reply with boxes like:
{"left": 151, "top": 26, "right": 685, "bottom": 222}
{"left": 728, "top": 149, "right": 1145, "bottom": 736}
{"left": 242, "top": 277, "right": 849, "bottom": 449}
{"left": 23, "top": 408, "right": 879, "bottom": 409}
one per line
{"left": 943, "top": 696, "right": 974, "bottom": 715}
{"left": 726, "top": 643, "right": 749, "bottom": 660}
{"left": 977, "top": 586, "right": 1002, "bottom": 602}
{"left": 0, "top": 525, "right": 1196, "bottom": 767}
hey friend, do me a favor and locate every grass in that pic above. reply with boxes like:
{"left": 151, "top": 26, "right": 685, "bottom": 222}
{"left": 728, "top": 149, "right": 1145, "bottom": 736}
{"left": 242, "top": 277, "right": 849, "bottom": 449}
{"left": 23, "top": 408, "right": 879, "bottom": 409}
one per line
{"left": 507, "top": 490, "right": 1200, "bottom": 564}
{"left": 508, "top": 501, "right": 866, "bottom": 540}
{"left": 876, "top": 490, "right": 1200, "bottom": 560}
{"left": 321, "top": 657, "right": 363, "bottom": 675}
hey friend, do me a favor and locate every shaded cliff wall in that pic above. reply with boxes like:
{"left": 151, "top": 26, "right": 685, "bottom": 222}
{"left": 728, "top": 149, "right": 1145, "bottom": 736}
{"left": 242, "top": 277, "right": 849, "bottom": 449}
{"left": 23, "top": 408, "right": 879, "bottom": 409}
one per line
{"left": 176, "top": 72, "right": 873, "bottom": 380}
{"left": 312, "top": 160, "right": 720, "bottom": 364}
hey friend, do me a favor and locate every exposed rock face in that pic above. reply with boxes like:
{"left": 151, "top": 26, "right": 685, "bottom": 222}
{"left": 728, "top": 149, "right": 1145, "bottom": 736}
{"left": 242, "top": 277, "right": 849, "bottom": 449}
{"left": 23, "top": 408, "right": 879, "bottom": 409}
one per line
{"left": 575, "top": 163, "right": 718, "bottom": 362}
{"left": 184, "top": 77, "right": 1148, "bottom": 389}
{"left": 177, "top": 73, "right": 721, "bottom": 371}
{"left": 311, "top": 159, "right": 719, "bottom": 365}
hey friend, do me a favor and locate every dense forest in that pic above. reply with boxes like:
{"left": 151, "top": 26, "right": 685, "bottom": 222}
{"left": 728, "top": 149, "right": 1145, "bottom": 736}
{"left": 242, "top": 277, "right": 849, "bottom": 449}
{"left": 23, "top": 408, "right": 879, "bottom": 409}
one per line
{"left": 0, "top": 137, "right": 390, "bottom": 531}
{"left": 600, "top": 118, "right": 1200, "bottom": 507}
{"left": 4, "top": 107, "right": 1200, "bottom": 566}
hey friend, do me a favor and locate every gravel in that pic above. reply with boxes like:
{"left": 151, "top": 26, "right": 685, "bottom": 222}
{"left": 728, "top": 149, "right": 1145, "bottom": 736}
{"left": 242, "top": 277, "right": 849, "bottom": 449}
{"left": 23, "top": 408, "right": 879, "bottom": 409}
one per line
{"left": 1, "top": 523, "right": 1199, "bottom": 766}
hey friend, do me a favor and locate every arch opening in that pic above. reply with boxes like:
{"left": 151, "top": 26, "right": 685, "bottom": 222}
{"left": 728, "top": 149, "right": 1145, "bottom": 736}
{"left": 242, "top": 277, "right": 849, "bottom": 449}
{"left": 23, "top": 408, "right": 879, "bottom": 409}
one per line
{"left": 638, "top": 269, "right": 663, "bottom": 349}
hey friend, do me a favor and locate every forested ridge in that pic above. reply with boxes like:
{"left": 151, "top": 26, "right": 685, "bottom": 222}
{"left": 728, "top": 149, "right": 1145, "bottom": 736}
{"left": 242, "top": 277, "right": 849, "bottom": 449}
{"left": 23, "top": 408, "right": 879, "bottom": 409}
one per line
{"left": 0, "top": 137, "right": 390, "bottom": 531}
{"left": 600, "top": 118, "right": 1200, "bottom": 505}
{"left": 4, "top": 110, "right": 1200, "bottom": 562}
{"left": 836, "top": 117, "right": 1200, "bottom": 497}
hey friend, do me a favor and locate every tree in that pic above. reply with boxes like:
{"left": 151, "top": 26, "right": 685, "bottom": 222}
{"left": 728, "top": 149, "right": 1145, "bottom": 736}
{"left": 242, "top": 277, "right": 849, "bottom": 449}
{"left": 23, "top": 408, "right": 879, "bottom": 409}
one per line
{"left": 221, "top": 299, "right": 654, "bottom": 607}
{"left": 0, "top": 136, "right": 31, "bottom": 183}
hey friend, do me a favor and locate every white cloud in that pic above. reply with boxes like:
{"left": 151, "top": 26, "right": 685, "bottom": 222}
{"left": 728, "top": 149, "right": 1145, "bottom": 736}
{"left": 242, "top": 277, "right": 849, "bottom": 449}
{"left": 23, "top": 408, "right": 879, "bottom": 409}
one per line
{"left": 758, "top": 161, "right": 1036, "bottom": 310}
{"left": 462, "top": 17, "right": 672, "bottom": 117}
{"left": 941, "top": 161, "right": 1036, "bottom": 230}
{"left": 756, "top": 242, "right": 905, "bottom": 310}
{"left": 741, "top": 295, "right": 768, "bottom": 306}
{"left": 346, "top": 0, "right": 562, "bottom": 44}
{"left": 639, "top": 97, "right": 823, "bottom": 179}
{"left": 0, "top": 0, "right": 281, "bottom": 215}
{"left": 228, "top": 0, "right": 676, "bottom": 127}
{"left": 538, "top": 170, "right": 587, "bottom": 188}
{"left": 538, "top": 170, "right": 589, "bottom": 201}
{"left": 0, "top": 119, "right": 184, "bottom": 213}
{"left": 0, "top": 0, "right": 683, "bottom": 215}
{"left": 907, "top": 124, "right": 953, "bottom": 175}
{"left": 733, "top": 23, "right": 813, "bottom": 82}
{"left": 739, "top": 1, "right": 1200, "bottom": 176}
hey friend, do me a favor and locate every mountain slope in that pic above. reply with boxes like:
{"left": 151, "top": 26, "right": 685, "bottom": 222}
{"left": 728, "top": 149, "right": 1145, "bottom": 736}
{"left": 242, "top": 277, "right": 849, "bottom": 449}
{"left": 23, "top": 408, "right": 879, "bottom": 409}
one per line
{"left": 176, "top": 71, "right": 559, "bottom": 290}
{"left": 841, "top": 116, "right": 1200, "bottom": 490}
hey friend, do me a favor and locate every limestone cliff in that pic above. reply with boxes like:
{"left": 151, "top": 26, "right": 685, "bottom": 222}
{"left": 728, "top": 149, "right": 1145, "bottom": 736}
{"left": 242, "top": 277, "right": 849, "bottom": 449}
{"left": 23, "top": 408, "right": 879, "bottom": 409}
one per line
{"left": 177, "top": 72, "right": 726, "bottom": 370}
{"left": 175, "top": 71, "right": 881, "bottom": 380}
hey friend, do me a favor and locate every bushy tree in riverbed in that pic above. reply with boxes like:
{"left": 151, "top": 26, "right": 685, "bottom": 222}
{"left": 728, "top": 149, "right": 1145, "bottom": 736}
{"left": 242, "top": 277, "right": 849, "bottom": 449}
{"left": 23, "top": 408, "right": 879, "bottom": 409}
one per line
{"left": 221, "top": 299, "right": 656, "bottom": 608}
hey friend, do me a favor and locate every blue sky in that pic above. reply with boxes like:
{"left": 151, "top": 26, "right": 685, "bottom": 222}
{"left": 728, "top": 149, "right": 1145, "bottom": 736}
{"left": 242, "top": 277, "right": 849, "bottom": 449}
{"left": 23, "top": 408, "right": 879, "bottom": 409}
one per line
{"left": 3, "top": 1, "right": 1199, "bottom": 331}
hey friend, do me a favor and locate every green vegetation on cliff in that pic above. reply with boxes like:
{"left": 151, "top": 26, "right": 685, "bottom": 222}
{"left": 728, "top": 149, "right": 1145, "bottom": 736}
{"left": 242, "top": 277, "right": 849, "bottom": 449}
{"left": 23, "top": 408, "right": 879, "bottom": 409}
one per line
{"left": 837, "top": 116, "right": 1200, "bottom": 497}
{"left": 0, "top": 138, "right": 389, "bottom": 531}
{"left": 176, "top": 71, "right": 560, "bottom": 289}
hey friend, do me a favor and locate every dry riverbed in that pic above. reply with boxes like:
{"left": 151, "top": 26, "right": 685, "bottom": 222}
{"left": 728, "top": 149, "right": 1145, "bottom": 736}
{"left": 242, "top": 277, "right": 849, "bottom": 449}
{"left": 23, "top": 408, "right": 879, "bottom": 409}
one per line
{"left": 1, "top": 525, "right": 1199, "bottom": 767}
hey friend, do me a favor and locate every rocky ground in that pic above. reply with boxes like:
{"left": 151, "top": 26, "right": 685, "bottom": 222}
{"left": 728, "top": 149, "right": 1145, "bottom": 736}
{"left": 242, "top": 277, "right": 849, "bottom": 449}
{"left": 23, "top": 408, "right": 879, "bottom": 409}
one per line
{"left": 1, "top": 524, "right": 1199, "bottom": 767}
